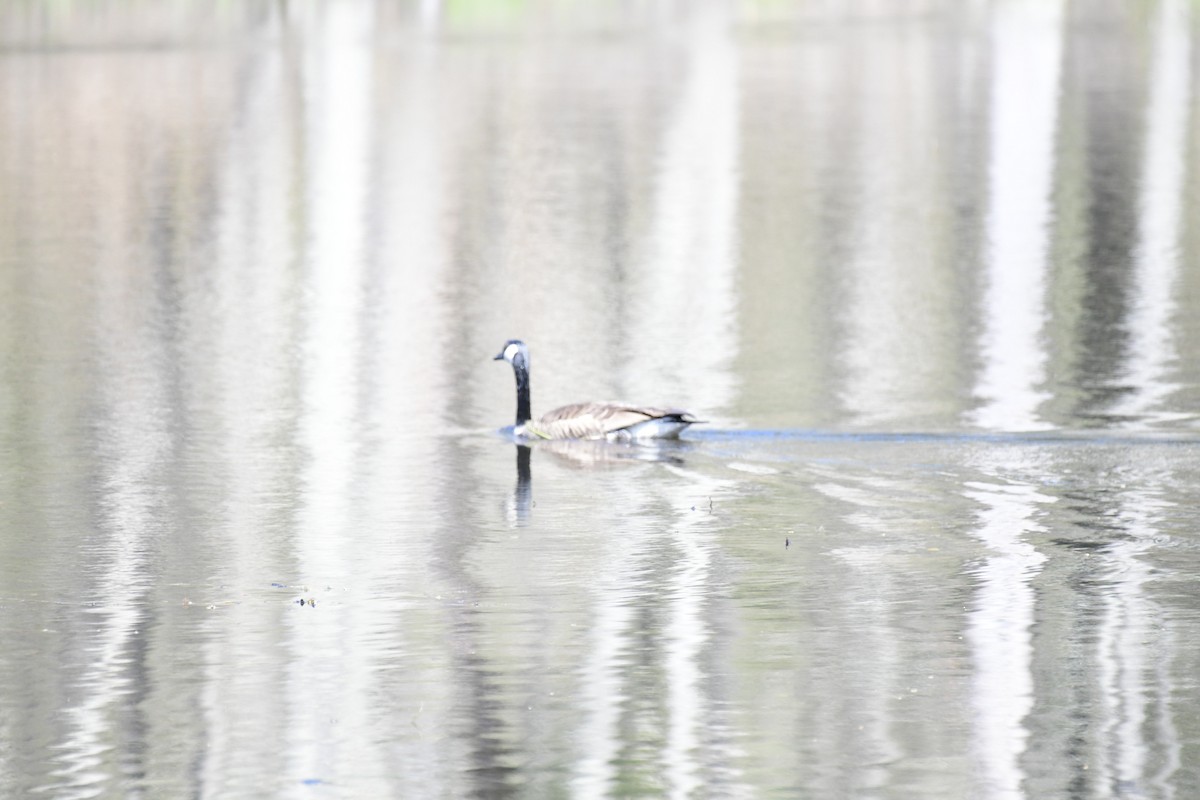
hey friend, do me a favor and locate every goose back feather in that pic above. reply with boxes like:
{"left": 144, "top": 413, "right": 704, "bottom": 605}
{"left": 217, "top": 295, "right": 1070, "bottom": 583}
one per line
{"left": 528, "top": 402, "right": 699, "bottom": 441}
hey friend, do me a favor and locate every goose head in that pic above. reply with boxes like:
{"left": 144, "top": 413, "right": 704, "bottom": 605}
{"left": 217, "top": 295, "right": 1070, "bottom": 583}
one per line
{"left": 493, "top": 339, "right": 529, "bottom": 370}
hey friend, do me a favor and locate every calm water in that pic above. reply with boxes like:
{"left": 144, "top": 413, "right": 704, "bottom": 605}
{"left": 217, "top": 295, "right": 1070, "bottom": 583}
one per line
{"left": 2, "top": 1, "right": 1200, "bottom": 798}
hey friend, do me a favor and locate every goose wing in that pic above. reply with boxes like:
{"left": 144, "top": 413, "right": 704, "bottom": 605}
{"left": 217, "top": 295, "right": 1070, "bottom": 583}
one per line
{"left": 530, "top": 402, "right": 694, "bottom": 440}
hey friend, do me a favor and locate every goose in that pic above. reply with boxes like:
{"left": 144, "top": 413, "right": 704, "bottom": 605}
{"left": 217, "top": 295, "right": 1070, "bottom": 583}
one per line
{"left": 494, "top": 339, "right": 701, "bottom": 441}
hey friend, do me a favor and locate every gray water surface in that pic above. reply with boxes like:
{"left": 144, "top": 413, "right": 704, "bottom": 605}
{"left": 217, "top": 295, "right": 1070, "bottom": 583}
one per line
{"left": 3, "top": 2, "right": 1200, "bottom": 798}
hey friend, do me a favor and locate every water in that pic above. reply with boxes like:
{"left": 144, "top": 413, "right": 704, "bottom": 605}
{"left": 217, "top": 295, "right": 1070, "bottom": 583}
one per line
{"left": 2, "top": 1, "right": 1199, "bottom": 797}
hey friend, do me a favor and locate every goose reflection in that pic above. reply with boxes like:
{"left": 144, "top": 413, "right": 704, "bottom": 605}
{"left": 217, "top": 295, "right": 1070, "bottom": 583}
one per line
{"left": 507, "top": 438, "right": 691, "bottom": 524}
{"left": 511, "top": 444, "right": 532, "bottom": 525}
{"left": 536, "top": 437, "right": 689, "bottom": 468}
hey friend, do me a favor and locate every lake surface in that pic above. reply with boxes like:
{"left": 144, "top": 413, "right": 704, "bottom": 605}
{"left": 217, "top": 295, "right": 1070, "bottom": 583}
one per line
{"left": 2, "top": 1, "right": 1200, "bottom": 797}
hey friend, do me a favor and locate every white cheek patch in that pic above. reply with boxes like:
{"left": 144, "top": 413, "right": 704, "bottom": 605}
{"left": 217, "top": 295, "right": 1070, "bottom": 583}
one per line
{"left": 505, "top": 343, "right": 521, "bottom": 361}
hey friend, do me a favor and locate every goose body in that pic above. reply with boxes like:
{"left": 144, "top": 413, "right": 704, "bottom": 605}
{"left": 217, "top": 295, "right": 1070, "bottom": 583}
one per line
{"left": 494, "top": 339, "right": 701, "bottom": 442}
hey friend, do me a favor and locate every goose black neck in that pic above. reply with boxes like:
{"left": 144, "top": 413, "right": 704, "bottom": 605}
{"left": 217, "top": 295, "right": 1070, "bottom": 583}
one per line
{"left": 513, "top": 360, "right": 532, "bottom": 425}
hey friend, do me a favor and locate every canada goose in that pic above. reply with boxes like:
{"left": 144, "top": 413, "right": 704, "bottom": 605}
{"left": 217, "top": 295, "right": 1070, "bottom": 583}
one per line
{"left": 494, "top": 339, "right": 701, "bottom": 441}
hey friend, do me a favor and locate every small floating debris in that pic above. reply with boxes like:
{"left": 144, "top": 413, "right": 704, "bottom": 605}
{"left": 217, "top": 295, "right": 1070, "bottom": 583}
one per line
{"left": 296, "top": 597, "right": 317, "bottom": 608}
